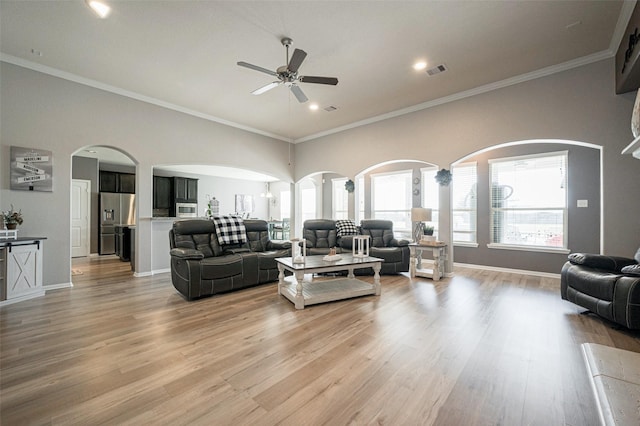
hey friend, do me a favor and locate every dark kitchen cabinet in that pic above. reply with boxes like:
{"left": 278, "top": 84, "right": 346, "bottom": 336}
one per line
{"left": 153, "top": 176, "right": 172, "bottom": 210}
{"left": 99, "top": 171, "right": 118, "bottom": 193}
{"left": 100, "top": 171, "right": 136, "bottom": 193}
{"left": 174, "top": 177, "right": 198, "bottom": 203}
{"left": 118, "top": 173, "right": 135, "bottom": 193}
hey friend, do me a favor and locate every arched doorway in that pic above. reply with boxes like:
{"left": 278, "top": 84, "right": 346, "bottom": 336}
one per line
{"left": 70, "top": 146, "right": 138, "bottom": 280}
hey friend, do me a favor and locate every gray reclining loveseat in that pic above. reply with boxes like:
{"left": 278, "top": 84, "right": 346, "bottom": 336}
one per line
{"left": 169, "top": 218, "right": 291, "bottom": 300}
{"left": 302, "top": 219, "right": 410, "bottom": 274}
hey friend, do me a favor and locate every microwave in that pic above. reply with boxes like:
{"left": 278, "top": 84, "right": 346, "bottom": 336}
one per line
{"left": 176, "top": 202, "right": 198, "bottom": 218}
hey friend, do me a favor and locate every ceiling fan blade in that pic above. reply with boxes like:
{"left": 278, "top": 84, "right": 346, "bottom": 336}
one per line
{"left": 290, "top": 85, "right": 308, "bottom": 103}
{"left": 251, "top": 81, "right": 281, "bottom": 95}
{"left": 287, "top": 49, "right": 307, "bottom": 73}
{"left": 237, "top": 61, "right": 278, "bottom": 77}
{"left": 299, "top": 76, "right": 339, "bottom": 85}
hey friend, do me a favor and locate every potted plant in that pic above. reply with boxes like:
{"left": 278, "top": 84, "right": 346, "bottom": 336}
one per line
{"left": 422, "top": 224, "right": 436, "bottom": 242}
{"left": 2, "top": 205, "right": 24, "bottom": 230}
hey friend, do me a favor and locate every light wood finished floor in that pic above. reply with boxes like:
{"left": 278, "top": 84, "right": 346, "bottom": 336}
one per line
{"left": 2, "top": 256, "right": 639, "bottom": 425}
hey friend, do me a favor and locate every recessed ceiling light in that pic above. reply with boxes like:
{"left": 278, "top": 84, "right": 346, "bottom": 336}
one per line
{"left": 413, "top": 61, "right": 427, "bottom": 71}
{"left": 86, "top": 0, "right": 111, "bottom": 19}
{"left": 309, "top": 103, "right": 319, "bottom": 111}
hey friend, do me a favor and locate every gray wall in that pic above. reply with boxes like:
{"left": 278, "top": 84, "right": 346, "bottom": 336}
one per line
{"left": 1, "top": 62, "right": 293, "bottom": 287}
{"left": 453, "top": 142, "right": 601, "bottom": 273}
{"left": 2, "top": 56, "right": 639, "bottom": 284}
{"left": 295, "top": 58, "right": 640, "bottom": 270}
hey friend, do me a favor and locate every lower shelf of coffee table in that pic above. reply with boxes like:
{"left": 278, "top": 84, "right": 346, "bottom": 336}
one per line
{"left": 279, "top": 277, "right": 377, "bottom": 309}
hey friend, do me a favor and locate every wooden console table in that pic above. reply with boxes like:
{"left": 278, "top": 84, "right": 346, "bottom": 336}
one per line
{"left": 409, "top": 242, "right": 447, "bottom": 281}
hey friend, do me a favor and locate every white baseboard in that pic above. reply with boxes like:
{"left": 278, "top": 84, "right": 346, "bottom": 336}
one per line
{"left": 453, "top": 262, "right": 561, "bottom": 279}
{"left": 0, "top": 289, "right": 46, "bottom": 307}
{"left": 152, "top": 268, "right": 170, "bottom": 275}
{"left": 46, "top": 282, "right": 74, "bottom": 291}
{"left": 134, "top": 271, "right": 153, "bottom": 277}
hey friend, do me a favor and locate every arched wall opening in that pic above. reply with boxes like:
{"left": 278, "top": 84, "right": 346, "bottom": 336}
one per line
{"left": 449, "top": 139, "right": 602, "bottom": 274}
{"left": 70, "top": 145, "right": 138, "bottom": 278}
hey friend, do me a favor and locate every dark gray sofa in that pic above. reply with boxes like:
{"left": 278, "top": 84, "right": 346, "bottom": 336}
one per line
{"left": 560, "top": 248, "right": 640, "bottom": 329}
{"left": 169, "top": 218, "right": 291, "bottom": 300}
{"left": 302, "top": 219, "right": 410, "bottom": 274}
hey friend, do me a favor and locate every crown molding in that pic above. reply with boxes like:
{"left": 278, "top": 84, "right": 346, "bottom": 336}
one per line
{"left": 294, "top": 49, "right": 614, "bottom": 144}
{"left": 0, "top": 53, "right": 292, "bottom": 143}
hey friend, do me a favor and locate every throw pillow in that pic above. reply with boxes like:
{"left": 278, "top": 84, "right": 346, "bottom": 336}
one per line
{"left": 212, "top": 216, "right": 247, "bottom": 245}
{"left": 335, "top": 219, "right": 358, "bottom": 237}
{"left": 622, "top": 264, "right": 640, "bottom": 277}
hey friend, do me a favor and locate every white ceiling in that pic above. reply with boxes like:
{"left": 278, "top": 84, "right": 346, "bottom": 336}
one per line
{"left": 0, "top": 1, "right": 631, "bottom": 144}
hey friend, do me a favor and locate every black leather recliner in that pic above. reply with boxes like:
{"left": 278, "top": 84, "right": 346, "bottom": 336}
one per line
{"left": 169, "top": 219, "right": 291, "bottom": 300}
{"left": 301, "top": 218, "right": 410, "bottom": 274}
{"left": 560, "top": 248, "right": 640, "bottom": 329}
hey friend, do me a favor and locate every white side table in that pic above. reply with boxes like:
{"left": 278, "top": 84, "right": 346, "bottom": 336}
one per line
{"left": 409, "top": 242, "right": 447, "bottom": 281}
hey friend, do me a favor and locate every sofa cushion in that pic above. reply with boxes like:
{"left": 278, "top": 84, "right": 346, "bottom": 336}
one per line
{"left": 622, "top": 264, "right": 640, "bottom": 277}
{"left": 200, "top": 255, "right": 244, "bottom": 280}
{"left": 303, "top": 219, "right": 338, "bottom": 248}
{"left": 212, "top": 216, "right": 247, "bottom": 245}
{"left": 336, "top": 219, "right": 358, "bottom": 237}
{"left": 568, "top": 253, "right": 637, "bottom": 273}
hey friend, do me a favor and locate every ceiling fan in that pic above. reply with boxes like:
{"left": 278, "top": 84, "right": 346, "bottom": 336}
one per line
{"left": 237, "top": 37, "right": 338, "bottom": 103}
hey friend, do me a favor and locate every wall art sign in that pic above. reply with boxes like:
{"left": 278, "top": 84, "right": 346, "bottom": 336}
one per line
{"left": 10, "top": 146, "right": 53, "bottom": 192}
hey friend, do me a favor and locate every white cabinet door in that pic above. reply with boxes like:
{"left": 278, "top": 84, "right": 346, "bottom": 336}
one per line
{"left": 6, "top": 243, "right": 43, "bottom": 299}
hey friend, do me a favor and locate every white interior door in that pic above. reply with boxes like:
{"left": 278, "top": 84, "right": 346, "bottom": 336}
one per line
{"left": 71, "top": 179, "right": 90, "bottom": 258}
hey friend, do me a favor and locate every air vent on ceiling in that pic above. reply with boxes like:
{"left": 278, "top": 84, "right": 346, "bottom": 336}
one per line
{"left": 426, "top": 64, "right": 447, "bottom": 76}
{"left": 324, "top": 105, "right": 338, "bottom": 112}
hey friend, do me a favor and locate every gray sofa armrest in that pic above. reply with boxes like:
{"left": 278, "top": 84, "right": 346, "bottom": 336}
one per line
{"left": 170, "top": 248, "right": 205, "bottom": 260}
{"left": 568, "top": 253, "right": 637, "bottom": 273}
{"left": 268, "top": 240, "right": 291, "bottom": 250}
{"left": 390, "top": 238, "right": 409, "bottom": 247}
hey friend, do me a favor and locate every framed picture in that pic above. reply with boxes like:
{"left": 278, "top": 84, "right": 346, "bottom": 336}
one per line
{"left": 10, "top": 146, "right": 53, "bottom": 192}
{"left": 234, "top": 194, "right": 254, "bottom": 214}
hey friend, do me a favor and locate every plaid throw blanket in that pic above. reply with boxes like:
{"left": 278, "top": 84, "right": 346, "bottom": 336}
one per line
{"left": 212, "top": 216, "right": 247, "bottom": 245}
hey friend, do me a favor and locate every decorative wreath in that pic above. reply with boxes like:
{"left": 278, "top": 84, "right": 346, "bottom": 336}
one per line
{"left": 344, "top": 179, "right": 355, "bottom": 193}
{"left": 435, "top": 168, "right": 452, "bottom": 186}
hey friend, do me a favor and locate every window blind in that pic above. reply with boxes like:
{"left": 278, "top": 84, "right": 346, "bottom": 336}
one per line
{"left": 489, "top": 151, "right": 567, "bottom": 249}
{"left": 452, "top": 162, "right": 477, "bottom": 244}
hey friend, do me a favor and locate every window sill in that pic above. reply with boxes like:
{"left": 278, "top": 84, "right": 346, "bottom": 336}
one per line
{"left": 454, "top": 242, "right": 479, "bottom": 248}
{"left": 486, "top": 243, "right": 570, "bottom": 255}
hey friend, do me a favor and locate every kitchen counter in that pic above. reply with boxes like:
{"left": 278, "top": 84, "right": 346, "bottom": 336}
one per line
{"left": 0, "top": 236, "right": 47, "bottom": 247}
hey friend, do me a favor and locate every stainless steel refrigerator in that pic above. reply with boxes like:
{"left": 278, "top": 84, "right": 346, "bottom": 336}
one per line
{"left": 100, "top": 193, "right": 136, "bottom": 255}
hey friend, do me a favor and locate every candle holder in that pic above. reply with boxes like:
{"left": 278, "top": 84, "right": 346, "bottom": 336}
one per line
{"left": 352, "top": 235, "right": 370, "bottom": 258}
{"left": 291, "top": 238, "right": 306, "bottom": 264}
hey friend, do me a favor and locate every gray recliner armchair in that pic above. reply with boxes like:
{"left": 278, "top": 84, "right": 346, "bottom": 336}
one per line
{"left": 561, "top": 248, "right": 640, "bottom": 329}
{"left": 358, "top": 219, "right": 410, "bottom": 274}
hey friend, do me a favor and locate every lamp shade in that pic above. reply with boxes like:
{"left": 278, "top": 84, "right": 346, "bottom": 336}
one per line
{"left": 411, "top": 207, "right": 432, "bottom": 222}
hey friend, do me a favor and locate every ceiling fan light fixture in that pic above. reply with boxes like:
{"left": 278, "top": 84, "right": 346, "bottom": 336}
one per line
{"left": 86, "top": 0, "right": 111, "bottom": 18}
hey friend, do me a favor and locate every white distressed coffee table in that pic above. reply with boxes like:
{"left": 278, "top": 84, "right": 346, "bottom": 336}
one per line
{"left": 276, "top": 254, "right": 383, "bottom": 309}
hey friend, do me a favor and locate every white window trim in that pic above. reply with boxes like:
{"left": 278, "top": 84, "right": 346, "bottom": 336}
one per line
{"left": 452, "top": 161, "right": 478, "bottom": 245}
{"left": 332, "top": 177, "right": 348, "bottom": 219}
{"left": 487, "top": 243, "right": 570, "bottom": 254}
{"left": 489, "top": 151, "right": 568, "bottom": 251}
